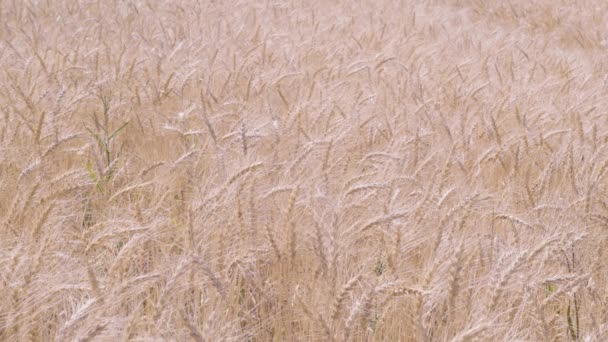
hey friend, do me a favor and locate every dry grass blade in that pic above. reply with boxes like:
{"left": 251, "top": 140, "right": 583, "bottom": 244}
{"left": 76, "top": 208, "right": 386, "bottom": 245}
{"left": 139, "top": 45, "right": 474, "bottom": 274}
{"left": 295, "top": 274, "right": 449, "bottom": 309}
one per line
{"left": 357, "top": 210, "right": 409, "bottom": 235}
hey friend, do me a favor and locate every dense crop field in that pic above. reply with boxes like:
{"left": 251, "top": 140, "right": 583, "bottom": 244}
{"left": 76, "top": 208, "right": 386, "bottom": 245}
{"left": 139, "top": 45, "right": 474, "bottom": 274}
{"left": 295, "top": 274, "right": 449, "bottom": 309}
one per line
{"left": 1, "top": 0, "right": 608, "bottom": 340}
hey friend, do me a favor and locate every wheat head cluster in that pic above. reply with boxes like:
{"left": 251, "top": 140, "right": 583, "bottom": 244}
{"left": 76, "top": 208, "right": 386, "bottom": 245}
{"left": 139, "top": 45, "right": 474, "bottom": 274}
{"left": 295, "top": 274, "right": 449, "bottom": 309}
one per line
{"left": 1, "top": 0, "right": 608, "bottom": 341}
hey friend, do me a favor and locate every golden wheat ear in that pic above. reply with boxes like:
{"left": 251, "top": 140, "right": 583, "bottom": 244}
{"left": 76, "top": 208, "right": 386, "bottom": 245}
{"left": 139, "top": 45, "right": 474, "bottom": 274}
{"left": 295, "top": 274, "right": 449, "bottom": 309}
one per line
{"left": 3, "top": 0, "right": 606, "bottom": 340}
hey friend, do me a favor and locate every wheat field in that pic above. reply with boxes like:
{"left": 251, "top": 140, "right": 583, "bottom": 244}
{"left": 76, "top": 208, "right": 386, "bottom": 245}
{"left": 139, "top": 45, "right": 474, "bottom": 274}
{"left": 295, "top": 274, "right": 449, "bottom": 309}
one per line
{"left": 1, "top": 0, "right": 608, "bottom": 341}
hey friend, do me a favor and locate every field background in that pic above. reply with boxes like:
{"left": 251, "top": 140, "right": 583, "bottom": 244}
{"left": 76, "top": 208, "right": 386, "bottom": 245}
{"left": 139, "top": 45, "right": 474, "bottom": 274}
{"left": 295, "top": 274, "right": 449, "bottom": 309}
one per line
{"left": 1, "top": 0, "right": 608, "bottom": 341}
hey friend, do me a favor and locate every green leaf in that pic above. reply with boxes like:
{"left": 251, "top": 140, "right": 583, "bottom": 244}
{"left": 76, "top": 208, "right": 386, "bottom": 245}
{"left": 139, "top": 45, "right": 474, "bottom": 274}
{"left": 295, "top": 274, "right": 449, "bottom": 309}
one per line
{"left": 108, "top": 121, "right": 129, "bottom": 141}
{"left": 86, "top": 160, "right": 103, "bottom": 193}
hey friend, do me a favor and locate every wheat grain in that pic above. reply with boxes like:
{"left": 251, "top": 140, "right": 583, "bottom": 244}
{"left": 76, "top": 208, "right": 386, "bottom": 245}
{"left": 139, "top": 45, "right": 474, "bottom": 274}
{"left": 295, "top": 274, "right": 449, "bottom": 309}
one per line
{"left": 2, "top": 1, "right": 607, "bottom": 340}
{"left": 226, "top": 162, "right": 264, "bottom": 186}
{"left": 331, "top": 274, "right": 362, "bottom": 321}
